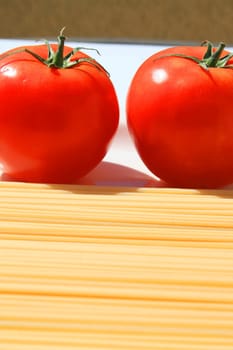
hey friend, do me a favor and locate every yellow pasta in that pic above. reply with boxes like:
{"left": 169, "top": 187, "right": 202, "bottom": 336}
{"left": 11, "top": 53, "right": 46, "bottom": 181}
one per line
{"left": 0, "top": 181, "right": 233, "bottom": 349}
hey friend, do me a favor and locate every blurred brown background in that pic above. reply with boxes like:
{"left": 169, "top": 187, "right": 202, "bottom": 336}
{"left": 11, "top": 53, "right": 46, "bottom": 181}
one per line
{"left": 1, "top": 0, "right": 233, "bottom": 44}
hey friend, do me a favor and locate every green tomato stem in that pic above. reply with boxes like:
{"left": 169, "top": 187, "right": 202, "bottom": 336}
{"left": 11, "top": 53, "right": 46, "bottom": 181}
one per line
{"left": 49, "top": 27, "right": 66, "bottom": 68}
{"left": 204, "top": 42, "right": 225, "bottom": 67}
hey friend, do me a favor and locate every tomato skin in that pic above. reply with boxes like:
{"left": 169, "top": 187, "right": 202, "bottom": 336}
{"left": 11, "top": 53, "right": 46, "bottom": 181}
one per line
{"left": 127, "top": 45, "right": 233, "bottom": 189}
{"left": 0, "top": 44, "right": 119, "bottom": 183}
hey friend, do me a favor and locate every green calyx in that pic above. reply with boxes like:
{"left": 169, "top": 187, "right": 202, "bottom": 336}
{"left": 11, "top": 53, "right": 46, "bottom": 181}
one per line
{"left": 156, "top": 41, "right": 233, "bottom": 70}
{"left": 35, "top": 27, "right": 101, "bottom": 69}
{"left": 0, "top": 28, "right": 109, "bottom": 74}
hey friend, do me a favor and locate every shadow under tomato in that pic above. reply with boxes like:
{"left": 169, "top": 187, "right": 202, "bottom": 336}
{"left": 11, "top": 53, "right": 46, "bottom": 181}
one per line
{"left": 68, "top": 161, "right": 166, "bottom": 194}
{"left": 77, "top": 161, "right": 163, "bottom": 186}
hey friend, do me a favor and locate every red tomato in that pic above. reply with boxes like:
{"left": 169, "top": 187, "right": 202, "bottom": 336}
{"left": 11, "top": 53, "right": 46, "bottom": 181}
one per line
{"left": 0, "top": 35, "right": 119, "bottom": 184}
{"left": 127, "top": 43, "right": 233, "bottom": 188}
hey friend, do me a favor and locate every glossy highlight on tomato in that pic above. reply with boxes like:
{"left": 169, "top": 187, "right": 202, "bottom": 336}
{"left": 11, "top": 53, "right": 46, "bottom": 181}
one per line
{"left": 0, "top": 32, "right": 119, "bottom": 184}
{"left": 127, "top": 42, "right": 233, "bottom": 189}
